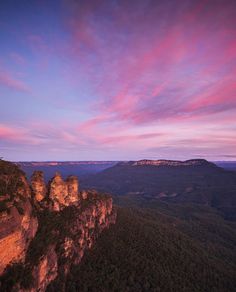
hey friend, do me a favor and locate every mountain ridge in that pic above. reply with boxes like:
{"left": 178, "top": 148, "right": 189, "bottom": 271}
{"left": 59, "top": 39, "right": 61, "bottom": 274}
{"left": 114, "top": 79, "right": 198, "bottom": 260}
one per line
{"left": 81, "top": 158, "right": 236, "bottom": 220}
{"left": 118, "top": 158, "right": 216, "bottom": 167}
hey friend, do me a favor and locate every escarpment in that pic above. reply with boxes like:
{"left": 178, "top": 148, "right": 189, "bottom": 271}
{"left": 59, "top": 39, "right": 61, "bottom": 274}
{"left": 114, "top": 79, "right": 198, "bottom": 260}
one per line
{"left": 0, "top": 160, "right": 116, "bottom": 292}
{"left": 0, "top": 160, "right": 38, "bottom": 275}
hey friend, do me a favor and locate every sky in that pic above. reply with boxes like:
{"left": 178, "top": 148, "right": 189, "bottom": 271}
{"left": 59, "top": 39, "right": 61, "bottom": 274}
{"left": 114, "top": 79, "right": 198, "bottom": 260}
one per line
{"left": 0, "top": 0, "right": 236, "bottom": 161}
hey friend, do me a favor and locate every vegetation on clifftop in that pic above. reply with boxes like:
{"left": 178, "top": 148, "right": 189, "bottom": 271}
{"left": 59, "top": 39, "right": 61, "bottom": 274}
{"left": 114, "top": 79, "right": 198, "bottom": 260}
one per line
{"left": 0, "top": 160, "right": 27, "bottom": 212}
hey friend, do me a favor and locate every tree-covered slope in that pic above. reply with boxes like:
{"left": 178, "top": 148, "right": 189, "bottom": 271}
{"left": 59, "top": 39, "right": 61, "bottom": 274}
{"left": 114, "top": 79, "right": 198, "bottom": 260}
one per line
{"left": 65, "top": 204, "right": 236, "bottom": 292}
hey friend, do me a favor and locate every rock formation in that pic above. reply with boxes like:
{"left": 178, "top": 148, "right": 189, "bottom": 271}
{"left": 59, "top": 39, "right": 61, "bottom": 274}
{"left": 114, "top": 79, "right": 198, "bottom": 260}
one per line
{"left": 49, "top": 173, "right": 80, "bottom": 211}
{"left": 30, "top": 193, "right": 116, "bottom": 291}
{"left": 0, "top": 160, "right": 116, "bottom": 292}
{"left": 66, "top": 175, "right": 79, "bottom": 202}
{"left": 31, "top": 171, "right": 47, "bottom": 202}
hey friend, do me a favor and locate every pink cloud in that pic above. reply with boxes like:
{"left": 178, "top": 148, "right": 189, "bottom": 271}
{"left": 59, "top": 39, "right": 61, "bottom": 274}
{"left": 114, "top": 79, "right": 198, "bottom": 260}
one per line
{"left": 98, "top": 132, "right": 164, "bottom": 146}
{"left": 0, "top": 123, "right": 66, "bottom": 146}
{"left": 0, "top": 125, "right": 21, "bottom": 141}
{"left": 0, "top": 125, "right": 36, "bottom": 145}
{"left": 186, "top": 81, "right": 236, "bottom": 113}
{"left": 0, "top": 69, "right": 31, "bottom": 93}
{"left": 0, "top": 123, "right": 78, "bottom": 148}
{"left": 63, "top": 0, "right": 236, "bottom": 129}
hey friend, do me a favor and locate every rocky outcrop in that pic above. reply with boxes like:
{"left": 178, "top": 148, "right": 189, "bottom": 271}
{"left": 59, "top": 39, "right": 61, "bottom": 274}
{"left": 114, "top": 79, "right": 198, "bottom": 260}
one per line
{"left": 0, "top": 160, "right": 116, "bottom": 292}
{"left": 31, "top": 171, "right": 80, "bottom": 211}
{"left": 31, "top": 192, "right": 116, "bottom": 291}
{"left": 49, "top": 173, "right": 80, "bottom": 211}
{"left": 66, "top": 176, "right": 79, "bottom": 202}
{"left": 49, "top": 172, "right": 69, "bottom": 211}
{"left": 31, "top": 171, "right": 46, "bottom": 202}
{"left": 5, "top": 191, "right": 116, "bottom": 292}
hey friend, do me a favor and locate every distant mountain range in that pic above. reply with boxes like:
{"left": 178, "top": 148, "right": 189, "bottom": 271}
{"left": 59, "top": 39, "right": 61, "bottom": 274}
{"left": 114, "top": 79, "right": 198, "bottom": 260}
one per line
{"left": 118, "top": 158, "right": 217, "bottom": 167}
{"left": 17, "top": 161, "right": 118, "bottom": 166}
{"left": 81, "top": 159, "right": 236, "bottom": 220}
{"left": 17, "top": 159, "right": 236, "bottom": 169}
{"left": 17, "top": 161, "right": 118, "bottom": 181}
{"left": 214, "top": 161, "right": 236, "bottom": 171}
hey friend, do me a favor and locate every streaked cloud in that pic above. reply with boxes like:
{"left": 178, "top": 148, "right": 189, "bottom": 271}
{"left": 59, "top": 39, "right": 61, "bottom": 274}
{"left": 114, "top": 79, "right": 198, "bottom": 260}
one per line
{"left": 0, "top": 69, "right": 31, "bottom": 93}
{"left": 0, "top": 0, "right": 235, "bottom": 160}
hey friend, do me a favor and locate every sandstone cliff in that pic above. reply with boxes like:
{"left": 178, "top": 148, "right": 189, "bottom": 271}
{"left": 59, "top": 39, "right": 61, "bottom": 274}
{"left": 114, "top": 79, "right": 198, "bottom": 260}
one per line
{"left": 0, "top": 160, "right": 116, "bottom": 292}
{"left": 0, "top": 160, "right": 38, "bottom": 275}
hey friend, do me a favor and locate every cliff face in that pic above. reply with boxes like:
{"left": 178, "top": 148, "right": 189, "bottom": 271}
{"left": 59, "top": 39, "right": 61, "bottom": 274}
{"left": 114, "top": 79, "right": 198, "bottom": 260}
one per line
{"left": 0, "top": 161, "right": 38, "bottom": 275}
{"left": 25, "top": 191, "right": 115, "bottom": 292}
{"left": 0, "top": 160, "right": 116, "bottom": 292}
{"left": 0, "top": 200, "right": 38, "bottom": 275}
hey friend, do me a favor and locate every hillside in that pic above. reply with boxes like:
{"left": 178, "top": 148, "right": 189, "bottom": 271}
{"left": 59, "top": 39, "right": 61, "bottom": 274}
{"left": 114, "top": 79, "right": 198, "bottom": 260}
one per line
{"left": 64, "top": 205, "right": 236, "bottom": 292}
{"left": 215, "top": 161, "right": 236, "bottom": 171}
{"left": 81, "top": 159, "right": 236, "bottom": 220}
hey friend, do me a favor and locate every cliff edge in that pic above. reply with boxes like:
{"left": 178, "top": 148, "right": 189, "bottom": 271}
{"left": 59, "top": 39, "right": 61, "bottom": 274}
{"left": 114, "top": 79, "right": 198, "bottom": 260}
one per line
{"left": 0, "top": 160, "right": 116, "bottom": 292}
